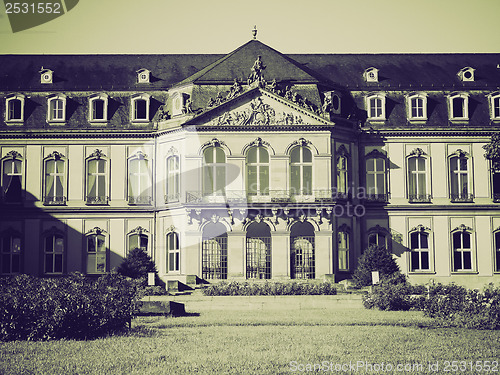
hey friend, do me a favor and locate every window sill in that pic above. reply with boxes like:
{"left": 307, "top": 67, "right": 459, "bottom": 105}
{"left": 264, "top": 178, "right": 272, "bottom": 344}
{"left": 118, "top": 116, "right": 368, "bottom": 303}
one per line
{"left": 4, "top": 120, "right": 24, "bottom": 126}
{"left": 47, "top": 121, "right": 66, "bottom": 126}
{"left": 408, "top": 271, "right": 435, "bottom": 274}
{"left": 451, "top": 271, "right": 478, "bottom": 275}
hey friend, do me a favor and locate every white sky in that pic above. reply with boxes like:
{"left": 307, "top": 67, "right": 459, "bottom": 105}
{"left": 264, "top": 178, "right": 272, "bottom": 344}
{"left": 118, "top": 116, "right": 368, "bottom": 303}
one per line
{"left": 0, "top": 0, "right": 499, "bottom": 54}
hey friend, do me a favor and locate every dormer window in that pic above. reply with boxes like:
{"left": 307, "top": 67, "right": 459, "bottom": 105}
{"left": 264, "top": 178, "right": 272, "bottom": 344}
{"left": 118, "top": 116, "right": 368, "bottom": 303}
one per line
{"left": 366, "top": 93, "right": 386, "bottom": 120}
{"left": 5, "top": 94, "right": 25, "bottom": 123}
{"left": 171, "top": 92, "right": 191, "bottom": 117}
{"left": 448, "top": 93, "right": 469, "bottom": 121}
{"left": 487, "top": 92, "right": 500, "bottom": 121}
{"left": 323, "top": 91, "right": 342, "bottom": 115}
{"left": 457, "top": 67, "right": 475, "bottom": 82}
{"left": 363, "top": 67, "right": 379, "bottom": 83}
{"left": 406, "top": 92, "right": 428, "bottom": 121}
{"left": 88, "top": 93, "right": 108, "bottom": 123}
{"left": 47, "top": 94, "right": 66, "bottom": 123}
{"left": 136, "top": 69, "right": 151, "bottom": 84}
{"left": 131, "top": 93, "right": 150, "bottom": 123}
{"left": 40, "top": 67, "right": 53, "bottom": 84}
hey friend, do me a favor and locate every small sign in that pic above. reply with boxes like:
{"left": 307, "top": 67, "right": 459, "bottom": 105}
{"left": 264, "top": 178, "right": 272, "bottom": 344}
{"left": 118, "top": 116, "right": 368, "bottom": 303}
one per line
{"left": 371, "top": 271, "right": 380, "bottom": 285}
{"left": 148, "top": 272, "right": 155, "bottom": 286}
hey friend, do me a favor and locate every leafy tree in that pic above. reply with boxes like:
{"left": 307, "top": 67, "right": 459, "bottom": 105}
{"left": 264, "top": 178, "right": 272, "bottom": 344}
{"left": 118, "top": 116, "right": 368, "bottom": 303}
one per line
{"left": 117, "top": 248, "right": 159, "bottom": 286}
{"left": 483, "top": 134, "right": 500, "bottom": 170}
{"left": 353, "top": 244, "right": 401, "bottom": 287}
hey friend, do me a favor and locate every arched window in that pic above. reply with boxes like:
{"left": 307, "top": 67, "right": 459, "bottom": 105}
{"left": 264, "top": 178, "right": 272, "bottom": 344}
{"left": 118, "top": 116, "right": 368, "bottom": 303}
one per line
{"left": 86, "top": 228, "right": 107, "bottom": 274}
{"left": 44, "top": 152, "right": 66, "bottom": 205}
{"left": 128, "top": 152, "right": 151, "bottom": 205}
{"left": 290, "top": 221, "right": 315, "bottom": 279}
{"left": 89, "top": 93, "right": 108, "bottom": 123}
{"left": 452, "top": 226, "right": 473, "bottom": 271}
{"left": 406, "top": 93, "right": 427, "bottom": 120}
{"left": 128, "top": 228, "right": 148, "bottom": 255}
{"left": 488, "top": 92, "right": 500, "bottom": 120}
{"left": 246, "top": 220, "right": 271, "bottom": 279}
{"left": 5, "top": 94, "right": 25, "bottom": 123}
{"left": 0, "top": 230, "right": 21, "bottom": 275}
{"left": 366, "top": 93, "right": 386, "bottom": 120}
{"left": 246, "top": 146, "right": 269, "bottom": 196}
{"left": 166, "top": 232, "right": 180, "bottom": 272}
{"left": 86, "top": 150, "right": 108, "bottom": 205}
{"left": 43, "top": 231, "right": 64, "bottom": 274}
{"left": 337, "top": 227, "right": 350, "bottom": 271}
{"left": 407, "top": 154, "right": 429, "bottom": 202}
{"left": 367, "top": 225, "right": 390, "bottom": 249}
{"left": 290, "top": 146, "right": 312, "bottom": 196}
{"left": 449, "top": 151, "right": 472, "bottom": 202}
{"left": 131, "top": 93, "right": 150, "bottom": 122}
{"left": 203, "top": 146, "right": 226, "bottom": 196}
{"left": 494, "top": 230, "right": 500, "bottom": 272}
{"left": 202, "top": 221, "right": 227, "bottom": 279}
{"left": 1, "top": 151, "right": 23, "bottom": 203}
{"left": 165, "top": 155, "right": 180, "bottom": 203}
{"left": 47, "top": 94, "right": 66, "bottom": 123}
{"left": 448, "top": 93, "right": 469, "bottom": 120}
{"left": 409, "top": 227, "right": 430, "bottom": 272}
{"left": 365, "top": 151, "right": 387, "bottom": 201}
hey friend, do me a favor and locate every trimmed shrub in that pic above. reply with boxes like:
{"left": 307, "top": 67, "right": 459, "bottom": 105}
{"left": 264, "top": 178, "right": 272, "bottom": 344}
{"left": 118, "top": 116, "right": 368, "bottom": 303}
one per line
{"left": 423, "top": 283, "right": 500, "bottom": 330}
{"left": 117, "top": 248, "right": 166, "bottom": 294}
{"left": 0, "top": 273, "right": 139, "bottom": 341}
{"left": 353, "top": 245, "right": 401, "bottom": 287}
{"left": 202, "top": 281, "right": 337, "bottom": 296}
{"left": 362, "top": 274, "right": 425, "bottom": 311}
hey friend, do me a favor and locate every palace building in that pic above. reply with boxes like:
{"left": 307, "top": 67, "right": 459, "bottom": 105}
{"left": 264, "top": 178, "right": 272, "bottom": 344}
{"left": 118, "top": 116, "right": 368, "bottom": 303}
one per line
{"left": 1, "top": 34, "right": 500, "bottom": 288}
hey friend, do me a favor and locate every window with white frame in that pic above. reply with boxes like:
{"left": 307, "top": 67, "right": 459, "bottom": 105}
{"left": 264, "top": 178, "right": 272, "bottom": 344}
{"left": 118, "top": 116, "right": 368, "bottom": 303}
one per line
{"left": 44, "top": 152, "right": 66, "bottom": 205}
{"left": 89, "top": 94, "right": 108, "bottom": 122}
{"left": 290, "top": 145, "right": 312, "bottom": 196}
{"left": 449, "top": 152, "right": 472, "bottom": 202}
{"left": 0, "top": 231, "right": 21, "bottom": 275}
{"left": 86, "top": 151, "right": 108, "bottom": 205}
{"left": 488, "top": 93, "right": 500, "bottom": 120}
{"left": 493, "top": 166, "right": 500, "bottom": 202}
{"left": 448, "top": 93, "right": 469, "bottom": 120}
{"left": 452, "top": 227, "right": 473, "bottom": 271}
{"left": 5, "top": 95, "right": 25, "bottom": 123}
{"left": 128, "top": 152, "right": 151, "bottom": 204}
{"left": 203, "top": 146, "right": 226, "bottom": 196}
{"left": 337, "top": 154, "right": 348, "bottom": 196}
{"left": 409, "top": 229, "right": 430, "bottom": 271}
{"left": 167, "top": 232, "right": 180, "bottom": 272}
{"left": 366, "top": 94, "right": 385, "bottom": 120}
{"left": 131, "top": 94, "right": 150, "bottom": 122}
{"left": 246, "top": 146, "right": 269, "bottom": 196}
{"left": 407, "top": 93, "right": 427, "bottom": 120}
{"left": 47, "top": 95, "right": 66, "bottom": 122}
{"left": 165, "top": 155, "right": 180, "bottom": 202}
{"left": 367, "top": 226, "right": 390, "bottom": 249}
{"left": 1, "top": 152, "right": 23, "bottom": 203}
{"left": 86, "top": 228, "right": 107, "bottom": 274}
{"left": 128, "top": 230, "right": 148, "bottom": 255}
{"left": 365, "top": 153, "right": 387, "bottom": 200}
{"left": 337, "top": 229, "right": 350, "bottom": 271}
{"left": 43, "top": 231, "right": 64, "bottom": 274}
{"left": 407, "top": 154, "right": 429, "bottom": 202}
{"left": 494, "top": 230, "right": 500, "bottom": 272}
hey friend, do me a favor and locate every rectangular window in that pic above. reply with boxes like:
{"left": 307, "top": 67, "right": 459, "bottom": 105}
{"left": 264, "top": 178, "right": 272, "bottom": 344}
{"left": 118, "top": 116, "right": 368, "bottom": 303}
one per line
{"left": 8, "top": 99, "right": 22, "bottom": 121}
{"left": 450, "top": 156, "right": 470, "bottom": 201}
{"left": 369, "top": 97, "right": 383, "bottom": 118}
{"left": 44, "top": 234, "right": 64, "bottom": 274}
{"left": 92, "top": 99, "right": 105, "bottom": 120}
{"left": 494, "top": 97, "right": 500, "bottom": 118}
{"left": 87, "top": 159, "right": 107, "bottom": 204}
{"left": 408, "top": 157, "right": 428, "bottom": 201}
{"left": 411, "top": 97, "right": 424, "bottom": 118}
{"left": 495, "top": 232, "right": 500, "bottom": 272}
{"left": 2, "top": 158, "right": 22, "bottom": 203}
{"left": 87, "top": 234, "right": 106, "bottom": 273}
{"left": 134, "top": 99, "right": 147, "bottom": 120}
{"left": 167, "top": 233, "right": 180, "bottom": 272}
{"left": 338, "top": 232, "right": 349, "bottom": 271}
{"left": 453, "top": 231, "right": 472, "bottom": 271}
{"left": 50, "top": 99, "right": 64, "bottom": 121}
{"left": 1, "top": 235, "right": 21, "bottom": 274}
{"left": 452, "top": 97, "right": 465, "bottom": 118}
{"left": 493, "top": 170, "right": 500, "bottom": 202}
{"left": 410, "top": 232, "right": 430, "bottom": 271}
{"left": 45, "top": 159, "right": 65, "bottom": 204}
{"left": 366, "top": 158, "right": 386, "bottom": 198}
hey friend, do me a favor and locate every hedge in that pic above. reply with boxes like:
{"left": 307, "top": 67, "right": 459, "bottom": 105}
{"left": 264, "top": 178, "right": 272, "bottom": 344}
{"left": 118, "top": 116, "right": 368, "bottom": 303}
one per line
{"left": 202, "top": 281, "right": 337, "bottom": 296}
{"left": 0, "top": 273, "right": 139, "bottom": 341}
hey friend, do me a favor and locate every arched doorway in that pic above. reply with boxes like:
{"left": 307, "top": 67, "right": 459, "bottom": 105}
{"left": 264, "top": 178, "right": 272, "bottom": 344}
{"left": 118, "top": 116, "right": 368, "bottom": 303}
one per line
{"left": 246, "top": 221, "right": 271, "bottom": 279}
{"left": 290, "top": 221, "right": 315, "bottom": 279}
{"left": 202, "top": 222, "right": 227, "bottom": 279}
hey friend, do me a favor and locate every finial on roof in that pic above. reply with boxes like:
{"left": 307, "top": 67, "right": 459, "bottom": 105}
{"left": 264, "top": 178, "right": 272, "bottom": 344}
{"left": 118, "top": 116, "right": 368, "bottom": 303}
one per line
{"left": 252, "top": 25, "right": 257, "bottom": 40}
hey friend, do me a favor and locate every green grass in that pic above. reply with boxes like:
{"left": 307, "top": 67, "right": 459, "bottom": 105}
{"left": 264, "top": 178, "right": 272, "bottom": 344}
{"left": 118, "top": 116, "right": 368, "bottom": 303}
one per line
{"left": 1, "top": 303, "right": 499, "bottom": 374}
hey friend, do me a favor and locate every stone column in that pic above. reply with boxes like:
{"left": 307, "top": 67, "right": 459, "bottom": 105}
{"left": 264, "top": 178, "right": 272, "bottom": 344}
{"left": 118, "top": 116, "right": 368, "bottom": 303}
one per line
{"left": 227, "top": 230, "right": 246, "bottom": 279}
{"left": 184, "top": 231, "right": 202, "bottom": 277}
{"left": 271, "top": 230, "right": 291, "bottom": 279}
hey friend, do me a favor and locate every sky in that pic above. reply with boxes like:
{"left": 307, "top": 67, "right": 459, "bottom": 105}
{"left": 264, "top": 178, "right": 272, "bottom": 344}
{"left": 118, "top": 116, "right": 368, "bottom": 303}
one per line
{"left": 0, "top": 0, "right": 499, "bottom": 55}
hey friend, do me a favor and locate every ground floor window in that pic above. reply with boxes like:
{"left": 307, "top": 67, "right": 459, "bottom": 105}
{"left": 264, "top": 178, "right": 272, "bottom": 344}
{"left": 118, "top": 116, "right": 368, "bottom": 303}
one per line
{"left": 1, "top": 233, "right": 21, "bottom": 274}
{"left": 290, "top": 221, "right": 315, "bottom": 279}
{"left": 246, "top": 221, "right": 271, "bottom": 279}
{"left": 452, "top": 231, "right": 472, "bottom": 271}
{"left": 410, "top": 231, "right": 430, "bottom": 271}
{"left": 495, "top": 231, "right": 500, "bottom": 272}
{"left": 167, "top": 232, "right": 180, "bottom": 272}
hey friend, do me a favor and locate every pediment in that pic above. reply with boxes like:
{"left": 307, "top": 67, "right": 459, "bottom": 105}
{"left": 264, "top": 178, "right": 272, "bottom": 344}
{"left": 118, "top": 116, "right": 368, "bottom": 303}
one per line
{"left": 184, "top": 88, "right": 332, "bottom": 127}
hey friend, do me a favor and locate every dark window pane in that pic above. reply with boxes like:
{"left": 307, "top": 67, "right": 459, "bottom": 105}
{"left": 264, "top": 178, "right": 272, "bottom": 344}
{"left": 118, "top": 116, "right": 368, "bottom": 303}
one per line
{"left": 411, "top": 251, "right": 419, "bottom": 270}
{"left": 454, "top": 252, "right": 462, "bottom": 270}
{"left": 420, "top": 233, "right": 428, "bottom": 249}
{"left": 410, "top": 232, "right": 419, "bottom": 249}
{"left": 462, "top": 233, "right": 471, "bottom": 249}
{"left": 463, "top": 251, "right": 472, "bottom": 269}
{"left": 421, "top": 251, "right": 429, "bottom": 270}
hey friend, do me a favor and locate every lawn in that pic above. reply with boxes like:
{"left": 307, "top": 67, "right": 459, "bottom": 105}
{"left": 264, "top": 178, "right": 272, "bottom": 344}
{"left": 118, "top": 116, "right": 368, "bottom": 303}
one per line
{"left": 1, "top": 300, "right": 499, "bottom": 374}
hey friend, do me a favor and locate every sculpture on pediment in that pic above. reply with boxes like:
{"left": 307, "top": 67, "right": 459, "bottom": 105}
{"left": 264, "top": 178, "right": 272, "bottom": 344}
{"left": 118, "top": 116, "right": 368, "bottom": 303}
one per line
{"left": 248, "top": 55, "right": 266, "bottom": 86}
{"left": 157, "top": 105, "right": 170, "bottom": 121}
{"left": 183, "top": 98, "right": 193, "bottom": 114}
{"left": 226, "top": 79, "right": 243, "bottom": 100}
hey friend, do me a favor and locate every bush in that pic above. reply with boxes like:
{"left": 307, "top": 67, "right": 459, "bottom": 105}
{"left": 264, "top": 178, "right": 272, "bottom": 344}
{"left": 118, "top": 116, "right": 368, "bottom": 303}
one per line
{"left": 353, "top": 245, "right": 401, "bottom": 287}
{"left": 423, "top": 283, "right": 500, "bottom": 330}
{"left": 202, "top": 281, "right": 337, "bottom": 296}
{"left": 362, "top": 274, "right": 425, "bottom": 311}
{"left": 0, "top": 273, "right": 139, "bottom": 341}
